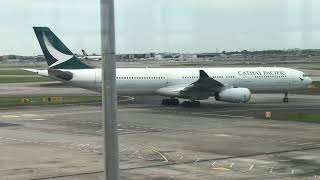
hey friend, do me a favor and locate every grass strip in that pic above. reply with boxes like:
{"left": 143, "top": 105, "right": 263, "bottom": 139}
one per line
{"left": 0, "top": 70, "right": 35, "bottom": 75}
{"left": 305, "top": 81, "right": 320, "bottom": 92}
{"left": 0, "top": 95, "right": 101, "bottom": 107}
{"left": 0, "top": 76, "right": 52, "bottom": 83}
{"left": 268, "top": 112, "right": 320, "bottom": 123}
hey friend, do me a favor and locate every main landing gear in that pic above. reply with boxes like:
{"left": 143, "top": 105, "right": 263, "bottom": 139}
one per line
{"left": 181, "top": 101, "right": 201, "bottom": 107}
{"left": 161, "top": 98, "right": 201, "bottom": 107}
{"left": 162, "top": 98, "right": 179, "bottom": 106}
{"left": 283, "top": 92, "right": 289, "bottom": 103}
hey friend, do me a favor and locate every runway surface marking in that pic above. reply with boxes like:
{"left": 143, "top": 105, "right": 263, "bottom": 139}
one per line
{"left": 20, "top": 114, "right": 39, "bottom": 117}
{"left": 0, "top": 135, "right": 102, "bottom": 153}
{"left": 118, "top": 96, "right": 135, "bottom": 102}
{"left": 191, "top": 112, "right": 254, "bottom": 118}
{"left": 45, "top": 120, "right": 164, "bottom": 132}
{"left": 297, "top": 142, "right": 315, "bottom": 146}
{"left": 0, "top": 97, "right": 319, "bottom": 179}
{"left": 1, "top": 134, "right": 319, "bottom": 179}
{"left": 143, "top": 146, "right": 169, "bottom": 162}
{"left": 0, "top": 107, "right": 146, "bottom": 119}
{"left": 212, "top": 167, "right": 231, "bottom": 171}
{"left": 1, "top": 103, "right": 319, "bottom": 121}
{"left": 1, "top": 115, "right": 20, "bottom": 118}
{"left": 1, "top": 132, "right": 318, "bottom": 161}
{"left": 214, "top": 134, "right": 233, "bottom": 137}
{"left": 143, "top": 108, "right": 255, "bottom": 118}
{"left": 214, "top": 107, "right": 320, "bottom": 113}
{"left": 31, "top": 118, "right": 46, "bottom": 121}
{"left": 2, "top": 111, "right": 101, "bottom": 120}
{"left": 7, "top": 131, "right": 315, "bottom": 170}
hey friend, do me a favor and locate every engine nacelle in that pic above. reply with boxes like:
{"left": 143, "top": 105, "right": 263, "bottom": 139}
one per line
{"left": 215, "top": 88, "right": 251, "bottom": 103}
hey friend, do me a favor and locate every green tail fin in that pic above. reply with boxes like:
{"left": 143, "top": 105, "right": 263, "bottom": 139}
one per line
{"left": 33, "top": 27, "right": 92, "bottom": 69}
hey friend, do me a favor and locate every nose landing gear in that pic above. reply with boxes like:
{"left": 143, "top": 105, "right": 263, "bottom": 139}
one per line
{"left": 283, "top": 92, "right": 289, "bottom": 103}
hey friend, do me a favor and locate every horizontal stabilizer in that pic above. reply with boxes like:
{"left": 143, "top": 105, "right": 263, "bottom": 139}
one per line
{"left": 23, "top": 69, "right": 38, "bottom": 73}
{"left": 23, "top": 69, "right": 49, "bottom": 77}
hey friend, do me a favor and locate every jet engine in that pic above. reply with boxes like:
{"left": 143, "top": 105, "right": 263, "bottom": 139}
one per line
{"left": 215, "top": 88, "right": 251, "bottom": 103}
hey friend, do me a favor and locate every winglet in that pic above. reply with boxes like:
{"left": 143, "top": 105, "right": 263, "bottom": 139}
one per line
{"left": 200, "top": 70, "right": 209, "bottom": 78}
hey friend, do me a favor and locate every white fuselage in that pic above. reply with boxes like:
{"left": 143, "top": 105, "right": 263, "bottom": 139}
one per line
{"left": 83, "top": 56, "right": 101, "bottom": 61}
{"left": 57, "top": 67, "right": 312, "bottom": 97}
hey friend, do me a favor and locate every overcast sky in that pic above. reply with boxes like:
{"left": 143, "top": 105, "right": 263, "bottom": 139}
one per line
{"left": 1, "top": 0, "right": 320, "bottom": 55}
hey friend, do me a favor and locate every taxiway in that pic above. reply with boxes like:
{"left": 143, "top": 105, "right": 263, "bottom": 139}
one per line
{"left": 0, "top": 94, "right": 320, "bottom": 179}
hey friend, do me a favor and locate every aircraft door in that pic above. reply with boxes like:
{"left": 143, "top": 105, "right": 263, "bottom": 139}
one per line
{"left": 95, "top": 71, "right": 102, "bottom": 89}
{"left": 166, "top": 73, "right": 176, "bottom": 86}
{"left": 166, "top": 73, "right": 172, "bottom": 85}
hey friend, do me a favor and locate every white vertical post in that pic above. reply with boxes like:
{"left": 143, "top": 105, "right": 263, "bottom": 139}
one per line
{"left": 100, "top": 0, "right": 119, "bottom": 179}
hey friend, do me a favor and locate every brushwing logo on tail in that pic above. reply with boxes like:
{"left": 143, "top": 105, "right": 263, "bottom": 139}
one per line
{"left": 43, "top": 32, "right": 74, "bottom": 68}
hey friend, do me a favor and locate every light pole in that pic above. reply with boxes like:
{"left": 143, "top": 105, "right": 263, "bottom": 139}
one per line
{"left": 100, "top": 0, "right": 119, "bottom": 179}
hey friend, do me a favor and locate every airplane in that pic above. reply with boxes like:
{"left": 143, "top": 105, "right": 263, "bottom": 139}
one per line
{"left": 80, "top": 49, "right": 101, "bottom": 61}
{"left": 27, "top": 27, "right": 313, "bottom": 107}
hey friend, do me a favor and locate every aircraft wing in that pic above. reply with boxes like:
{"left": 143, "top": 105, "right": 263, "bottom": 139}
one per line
{"left": 182, "top": 70, "right": 224, "bottom": 92}
{"left": 179, "top": 70, "right": 225, "bottom": 99}
{"left": 156, "top": 70, "right": 226, "bottom": 100}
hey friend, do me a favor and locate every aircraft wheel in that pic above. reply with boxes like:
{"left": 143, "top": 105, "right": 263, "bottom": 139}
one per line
{"left": 182, "top": 101, "right": 200, "bottom": 107}
{"left": 170, "top": 99, "right": 179, "bottom": 106}
{"left": 182, "top": 101, "right": 191, "bottom": 107}
{"left": 283, "top": 92, "right": 289, "bottom": 103}
{"left": 192, "top": 101, "right": 201, "bottom": 107}
{"left": 162, "top": 99, "right": 171, "bottom": 106}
